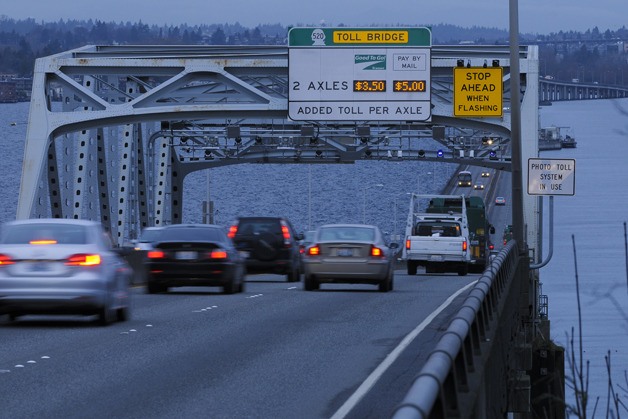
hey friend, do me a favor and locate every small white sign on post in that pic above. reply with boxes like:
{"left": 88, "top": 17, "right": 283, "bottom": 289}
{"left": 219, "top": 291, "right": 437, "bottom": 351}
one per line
{"left": 528, "top": 158, "right": 576, "bottom": 196}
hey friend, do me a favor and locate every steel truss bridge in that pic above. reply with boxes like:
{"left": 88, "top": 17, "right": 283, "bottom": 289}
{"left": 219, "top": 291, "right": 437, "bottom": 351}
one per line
{"left": 18, "top": 44, "right": 539, "bottom": 249}
{"left": 18, "top": 44, "right": 551, "bottom": 416}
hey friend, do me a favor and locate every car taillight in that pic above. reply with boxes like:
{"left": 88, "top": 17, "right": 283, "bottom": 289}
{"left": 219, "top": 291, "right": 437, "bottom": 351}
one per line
{"left": 227, "top": 225, "right": 238, "bottom": 239}
{"left": 489, "top": 243, "right": 495, "bottom": 250}
{"left": 299, "top": 245, "right": 305, "bottom": 254}
{"left": 147, "top": 250, "right": 165, "bottom": 259}
{"left": 370, "top": 245, "right": 383, "bottom": 257}
{"left": 307, "top": 245, "right": 320, "bottom": 256}
{"left": 280, "top": 221, "right": 291, "bottom": 246}
{"left": 0, "top": 254, "right": 15, "bottom": 265}
{"left": 405, "top": 239, "right": 411, "bottom": 249}
{"left": 462, "top": 240, "right": 468, "bottom": 252}
{"left": 209, "top": 249, "right": 227, "bottom": 259}
{"left": 66, "top": 254, "right": 101, "bottom": 266}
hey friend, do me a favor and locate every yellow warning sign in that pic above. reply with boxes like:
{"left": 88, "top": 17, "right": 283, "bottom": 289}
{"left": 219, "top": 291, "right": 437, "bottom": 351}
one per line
{"left": 453, "top": 67, "right": 503, "bottom": 117}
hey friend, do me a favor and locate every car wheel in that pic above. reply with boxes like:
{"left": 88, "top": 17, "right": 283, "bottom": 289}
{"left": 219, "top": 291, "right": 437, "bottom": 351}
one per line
{"left": 379, "top": 272, "right": 393, "bottom": 292}
{"left": 287, "top": 265, "right": 300, "bottom": 282}
{"left": 116, "top": 305, "right": 130, "bottom": 322}
{"left": 223, "top": 279, "right": 238, "bottom": 294}
{"left": 407, "top": 261, "right": 417, "bottom": 276}
{"left": 458, "top": 265, "right": 469, "bottom": 276}
{"left": 98, "top": 302, "right": 115, "bottom": 326}
{"left": 304, "top": 274, "right": 318, "bottom": 291}
{"left": 147, "top": 281, "right": 166, "bottom": 294}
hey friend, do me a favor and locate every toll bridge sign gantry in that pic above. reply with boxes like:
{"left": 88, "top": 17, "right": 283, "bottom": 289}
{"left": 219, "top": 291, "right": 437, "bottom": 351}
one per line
{"left": 288, "top": 27, "right": 431, "bottom": 121}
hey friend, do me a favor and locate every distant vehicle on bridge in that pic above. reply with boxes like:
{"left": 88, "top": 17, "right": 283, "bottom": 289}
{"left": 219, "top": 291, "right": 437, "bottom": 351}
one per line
{"left": 457, "top": 170, "right": 472, "bottom": 187}
{"left": 427, "top": 196, "right": 495, "bottom": 273}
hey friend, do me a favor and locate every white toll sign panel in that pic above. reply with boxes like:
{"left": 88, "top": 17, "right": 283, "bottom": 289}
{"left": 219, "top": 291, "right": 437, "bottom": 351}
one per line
{"left": 288, "top": 27, "right": 432, "bottom": 122}
{"left": 528, "top": 158, "right": 576, "bottom": 196}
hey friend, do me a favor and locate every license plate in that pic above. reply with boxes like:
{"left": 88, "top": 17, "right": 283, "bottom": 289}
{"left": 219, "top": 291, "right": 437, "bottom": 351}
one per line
{"left": 337, "top": 248, "right": 353, "bottom": 257}
{"left": 239, "top": 251, "right": 250, "bottom": 259}
{"left": 30, "top": 262, "right": 51, "bottom": 272}
{"left": 176, "top": 251, "right": 197, "bottom": 260}
{"left": 429, "top": 255, "right": 443, "bottom": 261}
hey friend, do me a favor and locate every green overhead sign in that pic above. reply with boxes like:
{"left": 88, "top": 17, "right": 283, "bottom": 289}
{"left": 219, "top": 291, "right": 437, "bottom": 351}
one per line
{"left": 288, "top": 27, "right": 432, "bottom": 47}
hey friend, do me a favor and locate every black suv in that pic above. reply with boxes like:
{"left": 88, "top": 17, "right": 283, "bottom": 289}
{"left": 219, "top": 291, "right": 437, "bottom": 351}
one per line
{"left": 228, "top": 217, "right": 303, "bottom": 282}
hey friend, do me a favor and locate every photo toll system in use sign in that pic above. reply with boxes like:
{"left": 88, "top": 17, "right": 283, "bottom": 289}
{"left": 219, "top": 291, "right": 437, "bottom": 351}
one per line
{"left": 527, "top": 158, "right": 576, "bottom": 196}
{"left": 287, "top": 27, "right": 431, "bottom": 122}
{"left": 453, "top": 67, "right": 503, "bottom": 117}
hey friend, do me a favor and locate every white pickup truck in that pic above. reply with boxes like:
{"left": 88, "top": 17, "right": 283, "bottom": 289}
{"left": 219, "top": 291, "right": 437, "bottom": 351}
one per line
{"left": 404, "top": 196, "right": 471, "bottom": 276}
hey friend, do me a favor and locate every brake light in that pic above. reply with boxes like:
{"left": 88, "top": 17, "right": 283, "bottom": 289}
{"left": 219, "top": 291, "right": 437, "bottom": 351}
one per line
{"left": 210, "top": 249, "right": 228, "bottom": 259}
{"left": 280, "top": 221, "right": 291, "bottom": 247}
{"left": 405, "top": 239, "right": 411, "bottom": 249}
{"left": 462, "top": 240, "right": 468, "bottom": 252}
{"left": 227, "top": 225, "right": 238, "bottom": 239}
{"left": 489, "top": 243, "right": 495, "bottom": 250}
{"left": 0, "top": 254, "right": 15, "bottom": 265}
{"left": 307, "top": 245, "right": 320, "bottom": 256}
{"left": 299, "top": 245, "right": 305, "bottom": 254}
{"left": 30, "top": 240, "right": 57, "bottom": 245}
{"left": 66, "top": 254, "right": 101, "bottom": 266}
{"left": 147, "top": 250, "right": 165, "bottom": 259}
{"left": 371, "top": 245, "right": 383, "bottom": 257}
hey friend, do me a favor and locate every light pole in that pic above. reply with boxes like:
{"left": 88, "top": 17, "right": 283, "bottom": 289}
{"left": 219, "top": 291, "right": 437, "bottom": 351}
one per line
{"left": 307, "top": 165, "right": 312, "bottom": 230}
{"left": 362, "top": 183, "right": 384, "bottom": 224}
{"left": 393, "top": 192, "right": 412, "bottom": 242}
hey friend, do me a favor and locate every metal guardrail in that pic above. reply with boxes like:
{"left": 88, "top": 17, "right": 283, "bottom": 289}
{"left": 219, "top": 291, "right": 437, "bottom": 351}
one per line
{"left": 392, "top": 240, "right": 522, "bottom": 418}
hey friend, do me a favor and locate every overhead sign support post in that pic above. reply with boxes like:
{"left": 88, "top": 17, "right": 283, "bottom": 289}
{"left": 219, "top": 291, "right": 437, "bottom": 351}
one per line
{"left": 288, "top": 27, "right": 432, "bottom": 122}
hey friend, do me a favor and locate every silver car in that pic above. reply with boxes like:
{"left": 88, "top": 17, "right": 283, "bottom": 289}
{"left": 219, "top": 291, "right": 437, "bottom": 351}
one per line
{"left": 133, "top": 226, "right": 164, "bottom": 252}
{"left": 0, "top": 219, "right": 132, "bottom": 325}
{"left": 301, "top": 224, "right": 398, "bottom": 292}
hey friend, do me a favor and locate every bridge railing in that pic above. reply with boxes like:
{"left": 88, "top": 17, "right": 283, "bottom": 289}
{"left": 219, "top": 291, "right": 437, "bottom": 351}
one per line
{"left": 392, "top": 240, "right": 522, "bottom": 418}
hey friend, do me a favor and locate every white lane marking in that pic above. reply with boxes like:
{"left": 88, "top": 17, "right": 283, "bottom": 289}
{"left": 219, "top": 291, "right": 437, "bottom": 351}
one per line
{"left": 27, "top": 360, "right": 36, "bottom": 364}
{"left": 330, "top": 280, "right": 478, "bottom": 419}
{"left": 15, "top": 365, "right": 24, "bottom": 368}
{"left": 146, "top": 325, "right": 153, "bottom": 327}
{"left": 0, "top": 369, "right": 10, "bottom": 373}
{"left": 287, "top": 286, "right": 298, "bottom": 290}
{"left": 41, "top": 356, "right": 50, "bottom": 359}
{"left": 246, "top": 294, "right": 263, "bottom": 299}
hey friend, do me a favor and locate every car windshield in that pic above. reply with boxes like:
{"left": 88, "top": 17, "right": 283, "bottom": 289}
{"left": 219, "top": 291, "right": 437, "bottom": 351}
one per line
{"left": 319, "top": 226, "right": 375, "bottom": 242}
{"left": 303, "top": 231, "right": 316, "bottom": 242}
{"left": 236, "top": 220, "right": 279, "bottom": 236}
{"left": 0, "top": 223, "right": 88, "bottom": 245}
{"left": 139, "top": 228, "right": 162, "bottom": 243}
{"left": 416, "top": 222, "right": 460, "bottom": 237}
{"left": 160, "top": 226, "right": 223, "bottom": 242}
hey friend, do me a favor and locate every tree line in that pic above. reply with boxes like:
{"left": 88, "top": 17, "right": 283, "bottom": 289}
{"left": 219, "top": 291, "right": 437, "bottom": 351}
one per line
{"left": 1, "top": 16, "right": 627, "bottom": 85}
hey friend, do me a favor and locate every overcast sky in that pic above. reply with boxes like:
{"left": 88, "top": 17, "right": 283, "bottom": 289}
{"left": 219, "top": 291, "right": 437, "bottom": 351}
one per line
{"left": 0, "top": 0, "right": 626, "bottom": 35}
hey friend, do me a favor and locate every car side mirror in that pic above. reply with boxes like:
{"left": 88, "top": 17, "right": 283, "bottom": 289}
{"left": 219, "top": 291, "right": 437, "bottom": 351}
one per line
{"left": 295, "top": 232, "right": 304, "bottom": 241}
{"left": 389, "top": 242, "right": 400, "bottom": 249}
{"left": 489, "top": 225, "right": 496, "bottom": 234}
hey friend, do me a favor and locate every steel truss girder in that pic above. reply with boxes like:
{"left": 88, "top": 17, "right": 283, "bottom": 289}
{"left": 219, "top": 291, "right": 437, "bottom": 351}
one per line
{"left": 17, "top": 44, "right": 539, "bottom": 248}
